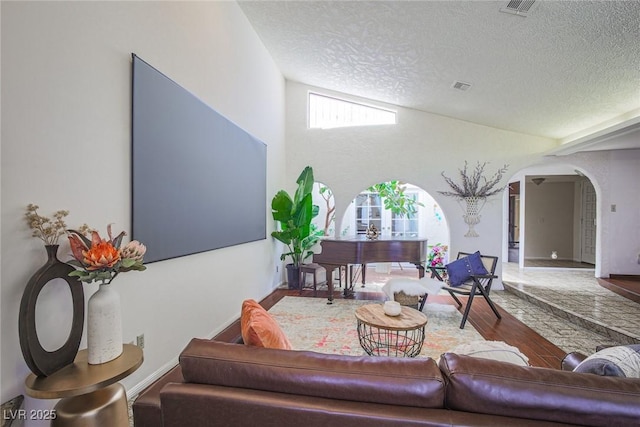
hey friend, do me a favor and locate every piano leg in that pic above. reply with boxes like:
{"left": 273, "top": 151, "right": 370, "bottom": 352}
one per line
{"left": 414, "top": 263, "right": 426, "bottom": 278}
{"left": 319, "top": 264, "right": 356, "bottom": 303}
{"left": 318, "top": 263, "right": 339, "bottom": 304}
{"left": 342, "top": 266, "right": 355, "bottom": 298}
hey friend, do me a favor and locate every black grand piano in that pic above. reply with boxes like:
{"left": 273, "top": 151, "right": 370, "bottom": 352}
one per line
{"left": 312, "top": 236, "right": 429, "bottom": 304}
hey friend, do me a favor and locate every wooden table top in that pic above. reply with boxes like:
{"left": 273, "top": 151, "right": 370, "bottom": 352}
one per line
{"left": 25, "top": 344, "right": 143, "bottom": 399}
{"left": 355, "top": 304, "right": 428, "bottom": 331}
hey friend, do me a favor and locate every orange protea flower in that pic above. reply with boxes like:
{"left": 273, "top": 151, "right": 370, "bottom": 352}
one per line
{"left": 83, "top": 240, "right": 121, "bottom": 270}
{"left": 68, "top": 233, "right": 88, "bottom": 262}
{"left": 67, "top": 225, "right": 144, "bottom": 284}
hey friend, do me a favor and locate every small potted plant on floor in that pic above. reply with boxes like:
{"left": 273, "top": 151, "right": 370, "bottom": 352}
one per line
{"left": 271, "top": 166, "right": 321, "bottom": 289}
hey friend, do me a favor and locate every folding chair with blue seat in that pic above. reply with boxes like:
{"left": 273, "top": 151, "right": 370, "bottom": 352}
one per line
{"left": 418, "top": 251, "right": 501, "bottom": 329}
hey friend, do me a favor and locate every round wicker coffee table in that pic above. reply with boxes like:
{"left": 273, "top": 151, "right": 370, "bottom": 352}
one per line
{"left": 355, "top": 304, "right": 428, "bottom": 357}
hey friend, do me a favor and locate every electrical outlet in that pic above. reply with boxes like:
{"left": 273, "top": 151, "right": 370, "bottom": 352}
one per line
{"left": 136, "top": 334, "right": 145, "bottom": 349}
{"left": 637, "top": 253, "right": 640, "bottom": 265}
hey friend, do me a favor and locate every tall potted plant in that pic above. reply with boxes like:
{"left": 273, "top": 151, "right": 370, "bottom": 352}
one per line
{"left": 271, "top": 166, "right": 320, "bottom": 289}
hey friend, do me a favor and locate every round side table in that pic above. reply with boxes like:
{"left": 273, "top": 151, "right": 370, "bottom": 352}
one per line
{"left": 355, "top": 304, "right": 428, "bottom": 357}
{"left": 25, "top": 344, "right": 143, "bottom": 426}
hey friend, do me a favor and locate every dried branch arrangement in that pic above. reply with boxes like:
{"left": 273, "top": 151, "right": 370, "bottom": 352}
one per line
{"left": 439, "top": 161, "right": 509, "bottom": 199}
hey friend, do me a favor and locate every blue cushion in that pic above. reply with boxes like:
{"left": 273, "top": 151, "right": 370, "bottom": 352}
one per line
{"left": 467, "top": 251, "right": 489, "bottom": 276}
{"left": 445, "top": 251, "right": 489, "bottom": 287}
{"left": 573, "top": 345, "right": 640, "bottom": 377}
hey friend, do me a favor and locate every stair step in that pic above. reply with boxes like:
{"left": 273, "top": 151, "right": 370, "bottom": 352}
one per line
{"left": 503, "top": 281, "right": 639, "bottom": 345}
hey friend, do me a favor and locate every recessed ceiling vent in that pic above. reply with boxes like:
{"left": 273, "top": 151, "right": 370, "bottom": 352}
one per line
{"left": 500, "top": 0, "right": 537, "bottom": 17}
{"left": 452, "top": 81, "right": 472, "bottom": 91}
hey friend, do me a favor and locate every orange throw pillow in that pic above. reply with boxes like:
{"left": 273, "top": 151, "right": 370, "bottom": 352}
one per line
{"left": 240, "top": 299, "right": 292, "bottom": 350}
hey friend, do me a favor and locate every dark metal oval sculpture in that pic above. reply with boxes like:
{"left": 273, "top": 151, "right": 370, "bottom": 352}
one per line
{"left": 19, "top": 245, "right": 84, "bottom": 376}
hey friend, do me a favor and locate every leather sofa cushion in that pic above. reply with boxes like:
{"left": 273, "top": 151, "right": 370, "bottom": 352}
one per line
{"left": 180, "top": 339, "right": 445, "bottom": 409}
{"left": 440, "top": 352, "right": 640, "bottom": 427}
{"left": 159, "top": 382, "right": 554, "bottom": 427}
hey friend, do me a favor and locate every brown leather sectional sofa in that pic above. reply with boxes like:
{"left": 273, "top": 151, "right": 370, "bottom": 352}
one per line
{"left": 133, "top": 339, "right": 640, "bottom": 427}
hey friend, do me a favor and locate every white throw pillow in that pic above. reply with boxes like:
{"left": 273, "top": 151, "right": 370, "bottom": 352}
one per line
{"left": 447, "top": 340, "right": 529, "bottom": 366}
{"left": 574, "top": 345, "right": 640, "bottom": 377}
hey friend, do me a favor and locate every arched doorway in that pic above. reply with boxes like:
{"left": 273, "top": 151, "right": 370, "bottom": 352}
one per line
{"left": 335, "top": 181, "right": 450, "bottom": 280}
{"left": 506, "top": 168, "right": 597, "bottom": 270}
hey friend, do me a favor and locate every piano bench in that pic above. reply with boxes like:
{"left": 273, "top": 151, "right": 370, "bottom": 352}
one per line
{"left": 299, "top": 263, "right": 327, "bottom": 296}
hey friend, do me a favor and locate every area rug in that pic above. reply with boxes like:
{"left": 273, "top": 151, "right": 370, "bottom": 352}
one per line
{"left": 269, "top": 296, "right": 484, "bottom": 360}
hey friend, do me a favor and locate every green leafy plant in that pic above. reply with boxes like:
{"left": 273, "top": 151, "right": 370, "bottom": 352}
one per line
{"left": 271, "top": 166, "right": 320, "bottom": 267}
{"left": 368, "top": 181, "right": 423, "bottom": 217}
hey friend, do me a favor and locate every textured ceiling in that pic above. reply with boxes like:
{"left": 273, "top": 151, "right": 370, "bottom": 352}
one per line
{"left": 239, "top": 0, "right": 640, "bottom": 141}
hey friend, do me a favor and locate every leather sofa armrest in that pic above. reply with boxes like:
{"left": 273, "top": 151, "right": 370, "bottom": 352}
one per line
{"left": 133, "top": 365, "right": 184, "bottom": 427}
{"left": 595, "top": 344, "right": 614, "bottom": 352}
{"left": 561, "top": 351, "right": 588, "bottom": 371}
{"left": 561, "top": 345, "right": 615, "bottom": 370}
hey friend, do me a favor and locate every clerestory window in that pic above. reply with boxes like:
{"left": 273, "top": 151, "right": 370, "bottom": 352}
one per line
{"left": 308, "top": 92, "right": 396, "bottom": 129}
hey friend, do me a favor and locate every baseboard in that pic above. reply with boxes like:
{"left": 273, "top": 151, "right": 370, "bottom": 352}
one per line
{"left": 524, "top": 257, "right": 576, "bottom": 261}
{"left": 609, "top": 274, "right": 640, "bottom": 282}
{"left": 127, "top": 307, "right": 244, "bottom": 399}
{"left": 127, "top": 357, "right": 179, "bottom": 398}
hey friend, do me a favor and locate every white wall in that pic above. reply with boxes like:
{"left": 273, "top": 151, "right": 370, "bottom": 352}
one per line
{"left": 601, "top": 149, "right": 640, "bottom": 274}
{"left": 524, "top": 181, "right": 575, "bottom": 259}
{"left": 285, "top": 81, "right": 557, "bottom": 285}
{"left": 527, "top": 149, "right": 640, "bottom": 277}
{"left": 1, "top": 1, "right": 285, "bottom": 420}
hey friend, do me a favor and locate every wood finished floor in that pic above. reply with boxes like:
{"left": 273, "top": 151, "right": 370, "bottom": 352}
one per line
{"left": 214, "top": 269, "right": 639, "bottom": 371}
{"left": 598, "top": 277, "right": 640, "bottom": 304}
{"left": 215, "top": 286, "right": 568, "bottom": 370}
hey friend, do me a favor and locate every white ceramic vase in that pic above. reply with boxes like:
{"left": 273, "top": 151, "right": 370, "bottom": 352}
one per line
{"left": 87, "top": 283, "right": 123, "bottom": 364}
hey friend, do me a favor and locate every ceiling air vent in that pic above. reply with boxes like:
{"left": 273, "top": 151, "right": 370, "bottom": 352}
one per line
{"left": 452, "top": 81, "right": 471, "bottom": 91}
{"left": 500, "top": 0, "right": 537, "bottom": 17}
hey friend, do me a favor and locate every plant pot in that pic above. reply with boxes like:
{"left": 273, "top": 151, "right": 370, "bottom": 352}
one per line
{"left": 285, "top": 264, "right": 301, "bottom": 290}
{"left": 462, "top": 196, "right": 486, "bottom": 237}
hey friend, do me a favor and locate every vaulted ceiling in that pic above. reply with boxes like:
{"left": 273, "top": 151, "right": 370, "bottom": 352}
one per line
{"left": 239, "top": 1, "right": 640, "bottom": 145}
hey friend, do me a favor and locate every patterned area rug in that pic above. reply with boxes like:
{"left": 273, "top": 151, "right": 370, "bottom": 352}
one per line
{"left": 269, "top": 296, "right": 484, "bottom": 360}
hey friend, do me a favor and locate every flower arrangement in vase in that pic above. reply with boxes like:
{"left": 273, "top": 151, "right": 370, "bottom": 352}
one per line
{"left": 20, "top": 205, "right": 85, "bottom": 376}
{"left": 427, "top": 244, "right": 448, "bottom": 268}
{"left": 24, "top": 204, "right": 70, "bottom": 245}
{"left": 67, "top": 224, "right": 147, "bottom": 364}
{"left": 67, "top": 224, "right": 146, "bottom": 284}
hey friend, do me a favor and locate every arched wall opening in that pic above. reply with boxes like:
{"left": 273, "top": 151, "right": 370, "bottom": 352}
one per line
{"left": 311, "top": 181, "right": 451, "bottom": 277}
{"left": 504, "top": 164, "right": 600, "bottom": 275}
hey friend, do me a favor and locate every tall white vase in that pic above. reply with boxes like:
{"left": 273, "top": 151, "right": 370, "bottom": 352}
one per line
{"left": 87, "top": 283, "right": 123, "bottom": 364}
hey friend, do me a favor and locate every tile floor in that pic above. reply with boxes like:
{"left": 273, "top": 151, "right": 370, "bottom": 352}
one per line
{"left": 497, "top": 262, "right": 640, "bottom": 355}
